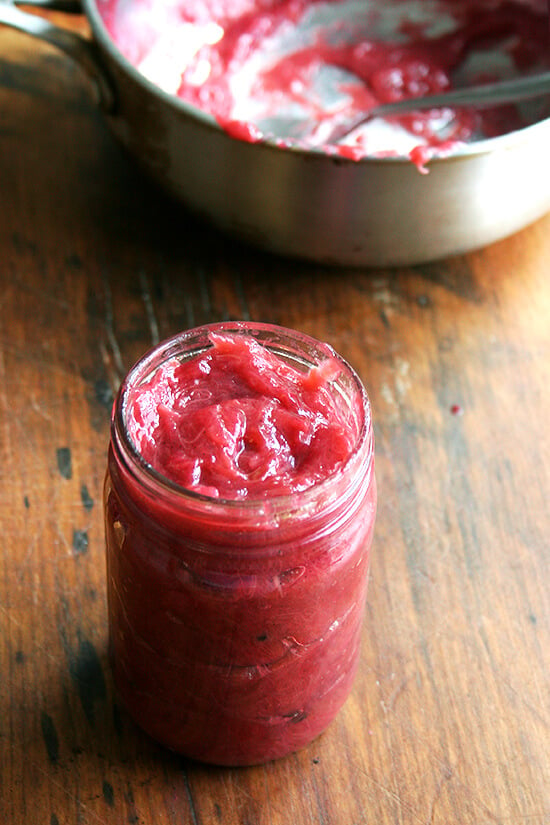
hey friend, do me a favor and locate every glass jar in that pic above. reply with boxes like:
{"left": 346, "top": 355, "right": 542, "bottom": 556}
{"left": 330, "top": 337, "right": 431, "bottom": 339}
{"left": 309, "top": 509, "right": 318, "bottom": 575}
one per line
{"left": 104, "top": 322, "right": 376, "bottom": 766}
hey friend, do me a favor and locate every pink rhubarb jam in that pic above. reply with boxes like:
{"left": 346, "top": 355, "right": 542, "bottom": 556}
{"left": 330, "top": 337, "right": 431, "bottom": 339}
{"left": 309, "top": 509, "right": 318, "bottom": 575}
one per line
{"left": 104, "top": 322, "right": 376, "bottom": 765}
{"left": 97, "top": 0, "right": 549, "bottom": 162}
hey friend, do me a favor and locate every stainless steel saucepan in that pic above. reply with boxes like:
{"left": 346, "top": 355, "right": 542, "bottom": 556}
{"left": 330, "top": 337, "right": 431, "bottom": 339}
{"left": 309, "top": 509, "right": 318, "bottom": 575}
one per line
{"left": 1, "top": 0, "right": 549, "bottom": 267}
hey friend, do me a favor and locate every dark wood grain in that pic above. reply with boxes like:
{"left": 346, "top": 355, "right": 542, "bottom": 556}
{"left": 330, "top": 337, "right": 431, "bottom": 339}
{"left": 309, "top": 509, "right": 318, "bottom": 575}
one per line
{"left": 0, "top": 18, "right": 549, "bottom": 825}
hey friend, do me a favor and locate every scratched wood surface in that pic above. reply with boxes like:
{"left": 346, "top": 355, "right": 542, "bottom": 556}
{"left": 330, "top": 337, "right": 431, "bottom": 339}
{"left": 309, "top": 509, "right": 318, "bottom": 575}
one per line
{"left": 1, "top": 18, "right": 549, "bottom": 825}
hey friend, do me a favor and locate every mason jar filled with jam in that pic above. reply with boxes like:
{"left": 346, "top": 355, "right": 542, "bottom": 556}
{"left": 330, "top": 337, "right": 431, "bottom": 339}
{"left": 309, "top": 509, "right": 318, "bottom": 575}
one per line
{"left": 104, "top": 321, "right": 376, "bottom": 765}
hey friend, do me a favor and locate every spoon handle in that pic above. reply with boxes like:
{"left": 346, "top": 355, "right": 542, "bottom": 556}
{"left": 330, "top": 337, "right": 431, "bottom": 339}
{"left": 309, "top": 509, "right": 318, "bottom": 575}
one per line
{"left": 332, "top": 71, "right": 550, "bottom": 142}
{"left": 375, "top": 71, "right": 550, "bottom": 116}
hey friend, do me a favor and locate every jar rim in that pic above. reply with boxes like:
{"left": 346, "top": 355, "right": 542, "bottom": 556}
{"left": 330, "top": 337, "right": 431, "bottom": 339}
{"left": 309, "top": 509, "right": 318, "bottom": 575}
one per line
{"left": 111, "top": 321, "right": 373, "bottom": 515}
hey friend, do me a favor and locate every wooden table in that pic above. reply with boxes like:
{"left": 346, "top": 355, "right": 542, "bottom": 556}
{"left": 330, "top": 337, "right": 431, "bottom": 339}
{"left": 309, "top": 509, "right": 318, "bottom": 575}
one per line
{"left": 1, "top": 17, "right": 549, "bottom": 825}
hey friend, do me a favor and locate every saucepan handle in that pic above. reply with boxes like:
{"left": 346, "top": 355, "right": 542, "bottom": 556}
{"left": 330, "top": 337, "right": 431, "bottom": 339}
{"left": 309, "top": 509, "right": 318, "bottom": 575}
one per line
{"left": 0, "top": 0, "right": 115, "bottom": 111}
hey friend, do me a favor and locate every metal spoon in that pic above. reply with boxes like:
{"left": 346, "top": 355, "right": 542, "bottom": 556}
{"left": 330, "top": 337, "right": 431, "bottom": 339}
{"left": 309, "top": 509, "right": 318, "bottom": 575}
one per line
{"left": 328, "top": 70, "right": 550, "bottom": 142}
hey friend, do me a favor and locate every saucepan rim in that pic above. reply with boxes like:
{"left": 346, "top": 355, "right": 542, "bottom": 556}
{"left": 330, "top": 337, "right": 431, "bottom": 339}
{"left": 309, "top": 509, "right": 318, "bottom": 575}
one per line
{"left": 84, "top": 0, "right": 550, "bottom": 166}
